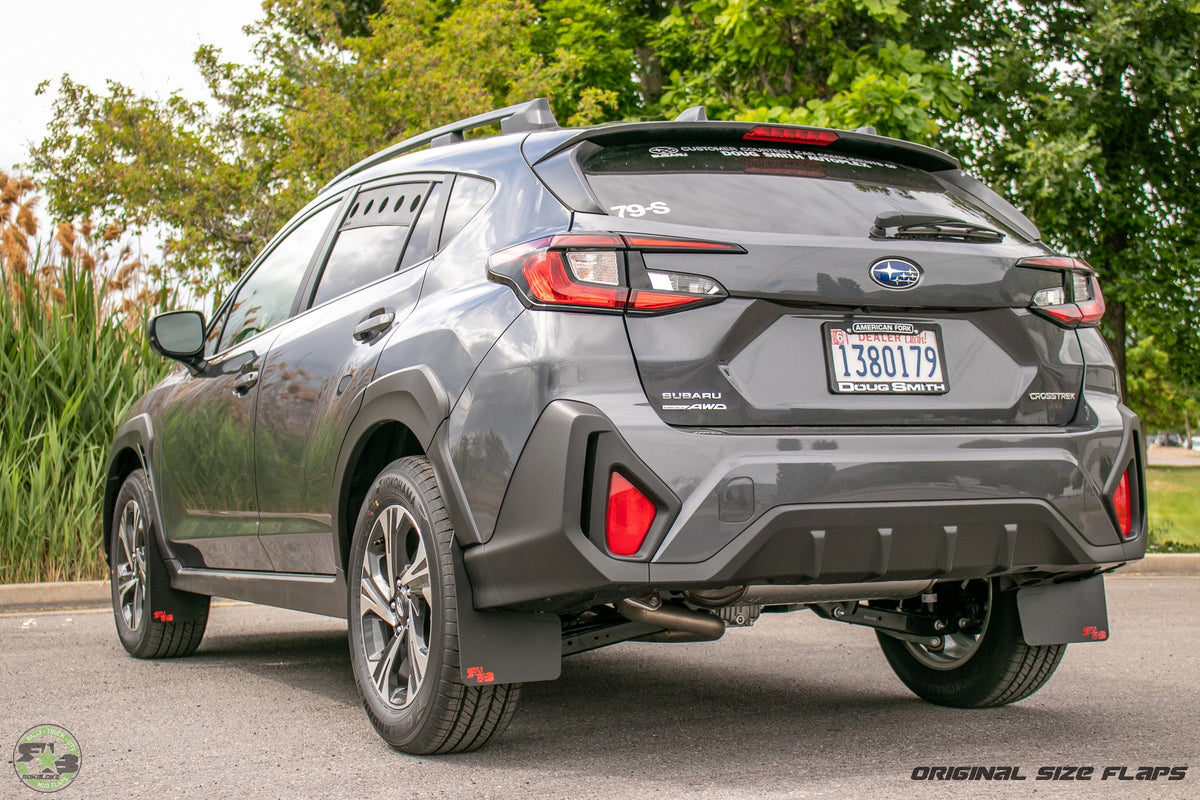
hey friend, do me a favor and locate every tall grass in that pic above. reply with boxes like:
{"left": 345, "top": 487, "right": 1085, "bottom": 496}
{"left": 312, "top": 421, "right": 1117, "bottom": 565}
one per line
{"left": 2, "top": 172, "right": 168, "bottom": 582}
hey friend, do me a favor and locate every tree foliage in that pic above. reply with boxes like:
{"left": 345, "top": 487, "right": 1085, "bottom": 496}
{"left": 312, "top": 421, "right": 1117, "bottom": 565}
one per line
{"left": 533, "top": 0, "right": 970, "bottom": 140}
{"left": 31, "top": 0, "right": 562, "bottom": 288}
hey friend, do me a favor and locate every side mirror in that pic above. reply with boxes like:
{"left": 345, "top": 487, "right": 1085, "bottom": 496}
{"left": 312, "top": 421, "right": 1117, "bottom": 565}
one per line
{"left": 147, "top": 310, "right": 207, "bottom": 371}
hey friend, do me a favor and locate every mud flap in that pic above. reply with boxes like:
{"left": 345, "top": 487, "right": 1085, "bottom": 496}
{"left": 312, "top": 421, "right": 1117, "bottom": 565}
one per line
{"left": 145, "top": 529, "right": 207, "bottom": 621}
{"left": 1016, "top": 574, "right": 1109, "bottom": 645}
{"left": 452, "top": 545, "right": 561, "bottom": 686}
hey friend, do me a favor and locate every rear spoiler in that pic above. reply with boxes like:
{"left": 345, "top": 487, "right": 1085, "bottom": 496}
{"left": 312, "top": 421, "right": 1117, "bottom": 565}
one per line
{"left": 524, "top": 121, "right": 961, "bottom": 173}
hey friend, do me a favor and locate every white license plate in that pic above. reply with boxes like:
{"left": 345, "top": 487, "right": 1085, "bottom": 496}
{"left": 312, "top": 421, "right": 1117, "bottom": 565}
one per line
{"left": 824, "top": 321, "right": 949, "bottom": 394}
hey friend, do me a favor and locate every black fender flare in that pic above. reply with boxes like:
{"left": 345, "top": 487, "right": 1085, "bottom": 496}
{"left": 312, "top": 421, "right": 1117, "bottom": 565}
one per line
{"left": 103, "top": 414, "right": 159, "bottom": 565}
{"left": 332, "top": 366, "right": 463, "bottom": 568}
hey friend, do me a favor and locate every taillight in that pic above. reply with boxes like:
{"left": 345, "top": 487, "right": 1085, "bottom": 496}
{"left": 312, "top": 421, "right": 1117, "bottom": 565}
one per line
{"left": 1022, "top": 255, "right": 1106, "bottom": 327}
{"left": 1112, "top": 469, "right": 1133, "bottom": 539}
{"left": 488, "top": 233, "right": 738, "bottom": 314}
{"left": 605, "top": 472, "right": 656, "bottom": 556}
{"left": 743, "top": 125, "right": 839, "bottom": 146}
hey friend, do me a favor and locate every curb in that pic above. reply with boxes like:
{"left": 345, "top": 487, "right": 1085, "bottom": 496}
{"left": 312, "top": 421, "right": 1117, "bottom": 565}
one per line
{"left": 1, "top": 554, "right": 1197, "bottom": 611}
{"left": 0, "top": 580, "right": 108, "bottom": 611}
{"left": 1117, "top": 552, "right": 1200, "bottom": 576}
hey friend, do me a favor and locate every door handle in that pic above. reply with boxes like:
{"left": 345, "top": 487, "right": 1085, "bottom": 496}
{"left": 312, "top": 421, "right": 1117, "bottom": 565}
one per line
{"left": 232, "top": 371, "right": 260, "bottom": 395}
{"left": 353, "top": 311, "right": 395, "bottom": 341}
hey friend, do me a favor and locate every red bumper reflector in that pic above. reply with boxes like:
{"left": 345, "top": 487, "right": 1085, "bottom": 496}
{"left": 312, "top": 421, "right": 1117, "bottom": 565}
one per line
{"left": 1112, "top": 470, "right": 1133, "bottom": 538}
{"left": 606, "top": 472, "right": 656, "bottom": 556}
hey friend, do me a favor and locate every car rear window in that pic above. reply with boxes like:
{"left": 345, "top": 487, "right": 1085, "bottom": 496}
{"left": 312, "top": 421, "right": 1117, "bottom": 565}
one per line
{"left": 580, "top": 143, "right": 1025, "bottom": 240}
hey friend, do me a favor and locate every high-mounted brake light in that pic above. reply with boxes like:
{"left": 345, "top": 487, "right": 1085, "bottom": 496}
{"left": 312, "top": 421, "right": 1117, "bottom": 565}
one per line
{"left": 1022, "top": 255, "right": 1106, "bottom": 327}
{"left": 605, "top": 472, "right": 656, "bottom": 556}
{"left": 743, "top": 125, "right": 839, "bottom": 146}
{"left": 488, "top": 233, "right": 737, "bottom": 313}
{"left": 1112, "top": 469, "right": 1134, "bottom": 539}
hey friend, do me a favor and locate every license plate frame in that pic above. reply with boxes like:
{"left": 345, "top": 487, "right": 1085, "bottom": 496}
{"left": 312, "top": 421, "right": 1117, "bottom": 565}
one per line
{"left": 823, "top": 320, "right": 950, "bottom": 395}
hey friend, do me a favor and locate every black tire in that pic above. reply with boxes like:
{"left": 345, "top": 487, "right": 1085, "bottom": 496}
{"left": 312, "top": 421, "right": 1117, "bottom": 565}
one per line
{"left": 876, "top": 579, "right": 1065, "bottom": 708}
{"left": 110, "top": 469, "right": 210, "bottom": 658}
{"left": 347, "top": 456, "right": 521, "bottom": 754}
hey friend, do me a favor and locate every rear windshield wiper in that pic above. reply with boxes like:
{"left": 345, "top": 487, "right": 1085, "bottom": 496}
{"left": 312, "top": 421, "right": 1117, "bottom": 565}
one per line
{"left": 870, "top": 212, "right": 1005, "bottom": 243}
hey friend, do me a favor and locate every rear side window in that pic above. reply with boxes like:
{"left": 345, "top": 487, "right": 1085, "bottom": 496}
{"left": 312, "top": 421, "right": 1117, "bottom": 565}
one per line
{"left": 581, "top": 144, "right": 1024, "bottom": 240}
{"left": 438, "top": 175, "right": 495, "bottom": 247}
{"left": 311, "top": 181, "right": 432, "bottom": 307}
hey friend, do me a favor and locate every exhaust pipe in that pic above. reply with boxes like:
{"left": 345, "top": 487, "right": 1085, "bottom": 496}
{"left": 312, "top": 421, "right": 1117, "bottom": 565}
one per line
{"left": 616, "top": 596, "right": 725, "bottom": 643}
{"left": 686, "top": 579, "right": 936, "bottom": 608}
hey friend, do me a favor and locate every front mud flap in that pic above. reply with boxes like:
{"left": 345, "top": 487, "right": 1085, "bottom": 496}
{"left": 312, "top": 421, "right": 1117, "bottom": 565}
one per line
{"left": 452, "top": 545, "right": 561, "bottom": 686}
{"left": 1016, "top": 574, "right": 1109, "bottom": 645}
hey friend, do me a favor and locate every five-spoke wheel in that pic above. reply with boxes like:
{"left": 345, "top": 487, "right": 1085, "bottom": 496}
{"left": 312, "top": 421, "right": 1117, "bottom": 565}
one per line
{"left": 114, "top": 498, "right": 149, "bottom": 632}
{"left": 359, "top": 504, "right": 433, "bottom": 710}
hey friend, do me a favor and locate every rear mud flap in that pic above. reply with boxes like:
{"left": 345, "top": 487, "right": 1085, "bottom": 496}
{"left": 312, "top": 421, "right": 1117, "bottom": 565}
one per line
{"left": 1017, "top": 574, "right": 1109, "bottom": 645}
{"left": 452, "top": 546, "right": 561, "bottom": 686}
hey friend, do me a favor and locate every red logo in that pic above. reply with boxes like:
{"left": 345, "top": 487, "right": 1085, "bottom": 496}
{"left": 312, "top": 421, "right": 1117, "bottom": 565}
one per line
{"left": 1082, "top": 625, "right": 1107, "bottom": 641}
{"left": 152, "top": 611, "right": 174, "bottom": 622}
{"left": 466, "top": 667, "right": 495, "bottom": 684}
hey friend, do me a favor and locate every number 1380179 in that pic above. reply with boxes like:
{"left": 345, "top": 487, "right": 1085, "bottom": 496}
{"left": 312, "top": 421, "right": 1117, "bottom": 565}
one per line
{"left": 835, "top": 342, "right": 941, "bottom": 380}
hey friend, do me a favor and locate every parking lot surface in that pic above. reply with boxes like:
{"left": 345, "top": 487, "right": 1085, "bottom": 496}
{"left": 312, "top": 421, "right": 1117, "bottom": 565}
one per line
{"left": 2, "top": 576, "right": 1197, "bottom": 799}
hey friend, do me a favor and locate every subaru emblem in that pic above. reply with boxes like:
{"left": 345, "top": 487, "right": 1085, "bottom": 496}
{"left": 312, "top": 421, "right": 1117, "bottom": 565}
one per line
{"left": 870, "top": 258, "right": 922, "bottom": 290}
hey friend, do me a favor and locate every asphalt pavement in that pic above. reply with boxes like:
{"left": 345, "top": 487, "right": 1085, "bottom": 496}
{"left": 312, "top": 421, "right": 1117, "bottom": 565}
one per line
{"left": 1, "top": 576, "right": 1197, "bottom": 800}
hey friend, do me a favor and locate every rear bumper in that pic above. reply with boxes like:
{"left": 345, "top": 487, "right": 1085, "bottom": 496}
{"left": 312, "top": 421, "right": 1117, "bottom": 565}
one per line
{"left": 463, "top": 399, "right": 1145, "bottom": 610}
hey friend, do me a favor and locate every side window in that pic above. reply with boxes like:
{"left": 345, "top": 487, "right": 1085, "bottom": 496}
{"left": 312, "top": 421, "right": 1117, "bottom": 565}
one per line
{"left": 438, "top": 175, "right": 495, "bottom": 249}
{"left": 311, "top": 182, "right": 431, "bottom": 307}
{"left": 398, "top": 183, "right": 445, "bottom": 270}
{"left": 220, "top": 203, "right": 338, "bottom": 351}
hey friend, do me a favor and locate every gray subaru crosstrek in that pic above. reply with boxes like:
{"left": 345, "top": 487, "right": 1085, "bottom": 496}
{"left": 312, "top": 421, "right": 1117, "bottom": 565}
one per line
{"left": 103, "top": 99, "right": 1146, "bottom": 754}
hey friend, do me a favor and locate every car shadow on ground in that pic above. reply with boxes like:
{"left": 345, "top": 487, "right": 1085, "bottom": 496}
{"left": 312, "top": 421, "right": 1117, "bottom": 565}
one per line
{"left": 189, "top": 625, "right": 359, "bottom": 705}
{"left": 177, "top": 620, "right": 1109, "bottom": 787}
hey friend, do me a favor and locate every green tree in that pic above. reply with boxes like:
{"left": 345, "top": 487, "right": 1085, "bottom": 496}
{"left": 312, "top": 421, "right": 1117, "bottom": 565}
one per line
{"left": 31, "top": 0, "right": 560, "bottom": 287}
{"left": 652, "top": 0, "right": 968, "bottom": 141}
{"left": 534, "top": 0, "right": 971, "bottom": 142}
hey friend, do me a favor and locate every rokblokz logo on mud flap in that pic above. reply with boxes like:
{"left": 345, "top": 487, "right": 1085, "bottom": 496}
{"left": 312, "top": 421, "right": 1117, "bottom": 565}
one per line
{"left": 12, "top": 724, "right": 81, "bottom": 793}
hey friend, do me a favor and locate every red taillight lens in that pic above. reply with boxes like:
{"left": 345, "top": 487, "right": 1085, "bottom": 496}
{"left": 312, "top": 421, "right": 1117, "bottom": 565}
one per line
{"left": 522, "top": 251, "right": 628, "bottom": 309}
{"left": 1022, "top": 256, "right": 1106, "bottom": 327}
{"left": 743, "top": 125, "right": 839, "bottom": 146}
{"left": 628, "top": 290, "right": 707, "bottom": 311}
{"left": 1112, "top": 469, "right": 1133, "bottom": 539}
{"left": 488, "top": 233, "right": 736, "bottom": 313}
{"left": 605, "top": 472, "right": 656, "bottom": 556}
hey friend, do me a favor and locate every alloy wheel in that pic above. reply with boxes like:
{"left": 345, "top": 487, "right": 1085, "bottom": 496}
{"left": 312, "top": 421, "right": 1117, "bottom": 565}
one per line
{"left": 358, "top": 504, "right": 433, "bottom": 710}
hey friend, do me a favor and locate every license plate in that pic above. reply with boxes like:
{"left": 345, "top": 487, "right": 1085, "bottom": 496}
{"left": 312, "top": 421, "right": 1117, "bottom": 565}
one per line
{"left": 824, "top": 321, "right": 949, "bottom": 394}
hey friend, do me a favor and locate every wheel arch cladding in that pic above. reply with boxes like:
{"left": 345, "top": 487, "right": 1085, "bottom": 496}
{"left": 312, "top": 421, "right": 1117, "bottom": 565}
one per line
{"left": 335, "top": 366, "right": 455, "bottom": 568}
{"left": 104, "top": 414, "right": 156, "bottom": 566}
{"left": 337, "top": 420, "right": 426, "bottom": 571}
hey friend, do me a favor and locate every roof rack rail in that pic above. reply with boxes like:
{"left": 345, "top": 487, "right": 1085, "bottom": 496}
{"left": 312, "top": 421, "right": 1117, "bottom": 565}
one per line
{"left": 324, "top": 98, "right": 558, "bottom": 189}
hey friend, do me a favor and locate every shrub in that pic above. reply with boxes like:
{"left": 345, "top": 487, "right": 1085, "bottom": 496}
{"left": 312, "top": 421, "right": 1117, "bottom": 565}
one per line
{"left": 1, "top": 171, "right": 167, "bottom": 582}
